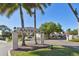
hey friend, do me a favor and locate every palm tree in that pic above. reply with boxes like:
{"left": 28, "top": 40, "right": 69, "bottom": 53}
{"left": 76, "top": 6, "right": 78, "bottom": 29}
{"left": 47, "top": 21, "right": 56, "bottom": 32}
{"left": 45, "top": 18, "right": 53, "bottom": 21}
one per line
{"left": 19, "top": 3, "right": 26, "bottom": 46}
{"left": 30, "top": 4, "right": 51, "bottom": 44}
{"left": 68, "top": 3, "right": 79, "bottom": 36}
{"left": 0, "top": 3, "right": 31, "bottom": 46}
{"left": 33, "top": 8, "right": 37, "bottom": 44}
{"left": 0, "top": 3, "right": 51, "bottom": 45}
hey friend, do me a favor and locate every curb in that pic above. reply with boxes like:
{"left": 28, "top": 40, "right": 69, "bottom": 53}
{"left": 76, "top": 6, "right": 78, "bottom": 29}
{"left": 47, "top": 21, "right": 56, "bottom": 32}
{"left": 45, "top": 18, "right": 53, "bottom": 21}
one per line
{"left": 8, "top": 48, "right": 12, "bottom": 56}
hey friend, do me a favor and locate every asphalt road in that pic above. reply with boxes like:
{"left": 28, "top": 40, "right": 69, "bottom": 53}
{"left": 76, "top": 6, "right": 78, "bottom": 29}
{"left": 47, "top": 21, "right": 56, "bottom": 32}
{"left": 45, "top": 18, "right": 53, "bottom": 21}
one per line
{"left": 0, "top": 40, "right": 11, "bottom": 56}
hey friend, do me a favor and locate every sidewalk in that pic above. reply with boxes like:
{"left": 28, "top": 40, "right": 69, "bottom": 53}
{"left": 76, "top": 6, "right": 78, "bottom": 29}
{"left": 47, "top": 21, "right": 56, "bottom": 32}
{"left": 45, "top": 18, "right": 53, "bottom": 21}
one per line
{"left": 0, "top": 40, "right": 11, "bottom": 56}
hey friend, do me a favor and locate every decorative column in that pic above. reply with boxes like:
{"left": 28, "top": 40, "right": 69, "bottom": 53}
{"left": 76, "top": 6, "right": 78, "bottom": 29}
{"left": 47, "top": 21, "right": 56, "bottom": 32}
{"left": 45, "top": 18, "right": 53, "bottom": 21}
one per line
{"left": 66, "top": 34, "right": 69, "bottom": 41}
{"left": 41, "top": 32, "right": 44, "bottom": 45}
{"left": 69, "top": 35, "right": 73, "bottom": 40}
{"left": 12, "top": 27, "right": 18, "bottom": 50}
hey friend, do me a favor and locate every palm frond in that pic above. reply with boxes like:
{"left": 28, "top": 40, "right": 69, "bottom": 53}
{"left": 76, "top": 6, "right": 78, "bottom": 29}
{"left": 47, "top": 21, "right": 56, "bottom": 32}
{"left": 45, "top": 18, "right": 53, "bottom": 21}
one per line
{"left": 22, "top": 3, "right": 32, "bottom": 16}
{"left": 36, "top": 4, "right": 44, "bottom": 14}
{"left": 0, "top": 3, "right": 18, "bottom": 17}
{"left": 41, "top": 3, "right": 47, "bottom": 8}
{"left": 0, "top": 4, "right": 8, "bottom": 14}
{"left": 47, "top": 3, "right": 51, "bottom": 6}
{"left": 6, "top": 4, "right": 18, "bottom": 18}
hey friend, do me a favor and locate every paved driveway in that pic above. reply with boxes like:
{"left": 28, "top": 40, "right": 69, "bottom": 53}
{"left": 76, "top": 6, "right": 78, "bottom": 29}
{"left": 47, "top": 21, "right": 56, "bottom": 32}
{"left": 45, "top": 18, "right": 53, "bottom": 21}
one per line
{"left": 22, "top": 39, "right": 79, "bottom": 50}
{"left": 26, "top": 39, "right": 79, "bottom": 50}
{"left": 25, "top": 40, "right": 79, "bottom": 47}
{"left": 0, "top": 40, "right": 11, "bottom": 56}
{"left": 44, "top": 40, "right": 79, "bottom": 46}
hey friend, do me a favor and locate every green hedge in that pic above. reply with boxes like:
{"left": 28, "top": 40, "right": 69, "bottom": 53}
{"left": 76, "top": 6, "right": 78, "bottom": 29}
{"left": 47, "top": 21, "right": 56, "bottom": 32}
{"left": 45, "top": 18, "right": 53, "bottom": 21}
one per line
{"left": 69, "top": 39, "right": 79, "bottom": 42}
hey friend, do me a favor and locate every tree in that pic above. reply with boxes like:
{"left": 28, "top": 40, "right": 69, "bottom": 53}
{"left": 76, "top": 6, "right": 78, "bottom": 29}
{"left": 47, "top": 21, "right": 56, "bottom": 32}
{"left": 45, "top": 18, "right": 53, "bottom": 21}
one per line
{"left": 66, "top": 28, "right": 72, "bottom": 35}
{"left": 55, "top": 23, "right": 63, "bottom": 33}
{"left": 72, "top": 29, "right": 78, "bottom": 35}
{"left": 0, "top": 25, "right": 11, "bottom": 41}
{"left": 32, "top": 4, "right": 51, "bottom": 44}
{"left": 33, "top": 8, "right": 37, "bottom": 44}
{"left": 39, "top": 22, "right": 57, "bottom": 39}
{"left": 39, "top": 22, "right": 63, "bottom": 39}
{"left": 66, "top": 28, "right": 78, "bottom": 35}
{"left": 0, "top": 3, "right": 50, "bottom": 45}
{"left": 0, "top": 3, "right": 26, "bottom": 46}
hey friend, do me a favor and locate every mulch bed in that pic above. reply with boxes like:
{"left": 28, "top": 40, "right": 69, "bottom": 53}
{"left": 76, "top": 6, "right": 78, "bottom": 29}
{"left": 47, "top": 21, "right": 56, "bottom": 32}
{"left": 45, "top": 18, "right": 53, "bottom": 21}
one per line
{"left": 13, "top": 44, "right": 51, "bottom": 51}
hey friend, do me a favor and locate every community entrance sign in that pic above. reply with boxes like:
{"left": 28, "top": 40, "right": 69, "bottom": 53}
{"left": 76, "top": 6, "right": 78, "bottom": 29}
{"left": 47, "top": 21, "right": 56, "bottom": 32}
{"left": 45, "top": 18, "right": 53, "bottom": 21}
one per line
{"left": 12, "top": 31, "right": 18, "bottom": 50}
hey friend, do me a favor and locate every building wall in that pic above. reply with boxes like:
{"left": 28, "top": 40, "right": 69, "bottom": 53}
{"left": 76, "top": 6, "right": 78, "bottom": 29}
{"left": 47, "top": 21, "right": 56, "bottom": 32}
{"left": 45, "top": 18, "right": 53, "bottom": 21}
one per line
{"left": 0, "top": 30, "right": 2, "bottom": 35}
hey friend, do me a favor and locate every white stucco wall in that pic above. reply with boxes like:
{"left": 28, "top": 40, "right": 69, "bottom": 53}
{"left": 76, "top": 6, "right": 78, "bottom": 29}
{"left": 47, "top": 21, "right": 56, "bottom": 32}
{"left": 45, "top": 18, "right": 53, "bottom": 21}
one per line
{"left": 36, "top": 33, "right": 41, "bottom": 39}
{"left": 0, "top": 30, "right": 2, "bottom": 35}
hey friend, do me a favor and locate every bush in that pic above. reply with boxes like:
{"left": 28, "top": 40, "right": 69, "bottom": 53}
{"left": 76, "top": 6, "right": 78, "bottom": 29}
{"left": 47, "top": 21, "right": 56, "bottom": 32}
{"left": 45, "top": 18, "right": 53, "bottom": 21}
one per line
{"left": 69, "top": 39, "right": 79, "bottom": 42}
{"left": 48, "top": 45, "right": 53, "bottom": 49}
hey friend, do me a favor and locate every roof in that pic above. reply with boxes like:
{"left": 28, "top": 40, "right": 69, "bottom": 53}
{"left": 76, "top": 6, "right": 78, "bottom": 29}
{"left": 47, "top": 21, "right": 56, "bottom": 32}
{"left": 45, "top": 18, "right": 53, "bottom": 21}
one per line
{"left": 16, "top": 27, "right": 39, "bottom": 32}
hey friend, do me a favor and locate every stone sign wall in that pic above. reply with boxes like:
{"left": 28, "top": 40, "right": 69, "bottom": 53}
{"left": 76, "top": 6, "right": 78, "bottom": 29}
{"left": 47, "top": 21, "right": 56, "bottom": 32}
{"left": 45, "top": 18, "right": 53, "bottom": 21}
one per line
{"left": 12, "top": 31, "right": 18, "bottom": 50}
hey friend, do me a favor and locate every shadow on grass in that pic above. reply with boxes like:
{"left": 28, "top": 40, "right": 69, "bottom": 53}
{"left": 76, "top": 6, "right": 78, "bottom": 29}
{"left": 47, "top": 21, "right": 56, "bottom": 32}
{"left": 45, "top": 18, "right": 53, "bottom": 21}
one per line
{"left": 11, "top": 46, "right": 79, "bottom": 56}
{"left": 27, "top": 47, "right": 79, "bottom": 56}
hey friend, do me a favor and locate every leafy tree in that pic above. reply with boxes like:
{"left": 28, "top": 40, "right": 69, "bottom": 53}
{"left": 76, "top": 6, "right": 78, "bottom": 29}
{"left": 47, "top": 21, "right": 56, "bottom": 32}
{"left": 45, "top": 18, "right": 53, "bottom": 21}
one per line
{"left": 55, "top": 23, "right": 63, "bottom": 33}
{"left": 0, "top": 25, "right": 11, "bottom": 40}
{"left": 66, "top": 28, "right": 78, "bottom": 35}
{"left": 72, "top": 29, "right": 78, "bottom": 35}
{"left": 66, "top": 28, "right": 72, "bottom": 34}
{"left": 40, "top": 22, "right": 56, "bottom": 33}
{"left": 39, "top": 22, "right": 62, "bottom": 39}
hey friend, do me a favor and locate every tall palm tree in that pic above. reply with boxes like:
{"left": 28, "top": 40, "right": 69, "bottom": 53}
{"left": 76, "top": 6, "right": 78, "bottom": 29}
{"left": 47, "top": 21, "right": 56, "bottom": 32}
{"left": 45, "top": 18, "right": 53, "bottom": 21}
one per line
{"left": 19, "top": 3, "right": 26, "bottom": 46}
{"left": 0, "top": 3, "right": 51, "bottom": 45}
{"left": 21, "top": 3, "right": 51, "bottom": 45}
{"left": 28, "top": 3, "right": 51, "bottom": 44}
{"left": 68, "top": 3, "right": 79, "bottom": 36}
{"left": 34, "top": 8, "right": 37, "bottom": 44}
{"left": 0, "top": 3, "right": 32, "bottom": 46}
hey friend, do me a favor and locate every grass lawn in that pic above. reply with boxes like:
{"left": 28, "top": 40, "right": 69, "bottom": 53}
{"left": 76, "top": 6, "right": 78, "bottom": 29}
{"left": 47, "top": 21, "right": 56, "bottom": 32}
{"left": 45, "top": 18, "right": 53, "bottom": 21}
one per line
{"left": 11, "top": 46, "right": 79, "bottom": 56}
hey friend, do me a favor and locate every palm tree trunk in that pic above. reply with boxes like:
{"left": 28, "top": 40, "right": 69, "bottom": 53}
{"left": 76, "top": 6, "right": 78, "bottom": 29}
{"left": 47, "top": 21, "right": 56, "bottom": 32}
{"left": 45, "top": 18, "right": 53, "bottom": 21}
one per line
{"left": 19, "top": 3, "right": 26, "bottom": 46}
{"left": 68, "top": 3, "right": 79, "bottom": 36}
{"left": 34, "top": 8, "right": 38, "bottom": 44}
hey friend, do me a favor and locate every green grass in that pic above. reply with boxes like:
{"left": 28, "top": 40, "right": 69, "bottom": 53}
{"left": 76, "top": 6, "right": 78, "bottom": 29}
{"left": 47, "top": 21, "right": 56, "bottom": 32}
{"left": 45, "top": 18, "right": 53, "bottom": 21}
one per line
{"left": 69, "top": 39, "right": 79, "bottom": 42}
{"left": 11, "top": 46, "right": 79, "bottom": 56}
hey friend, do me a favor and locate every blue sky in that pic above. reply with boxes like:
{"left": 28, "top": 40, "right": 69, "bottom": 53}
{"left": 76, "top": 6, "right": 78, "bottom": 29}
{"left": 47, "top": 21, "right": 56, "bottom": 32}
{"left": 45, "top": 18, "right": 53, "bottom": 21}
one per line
{"left": 0, "top": 3, "right": 79, "bottom": 31}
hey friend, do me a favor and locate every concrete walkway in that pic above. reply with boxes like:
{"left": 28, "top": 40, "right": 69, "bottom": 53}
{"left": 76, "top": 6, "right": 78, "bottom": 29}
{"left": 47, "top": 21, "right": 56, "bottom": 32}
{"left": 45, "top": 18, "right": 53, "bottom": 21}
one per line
{"left": 0, "top": 40, "right": 11, "bottom": 56}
